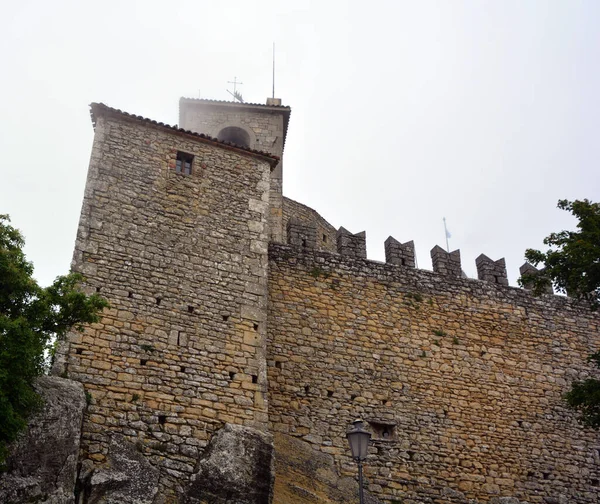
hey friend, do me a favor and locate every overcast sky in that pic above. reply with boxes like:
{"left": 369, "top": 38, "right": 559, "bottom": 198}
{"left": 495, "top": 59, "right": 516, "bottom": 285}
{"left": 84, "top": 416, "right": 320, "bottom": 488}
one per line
{"left": 1, "top": 0, "right": 599, "bottom": 288}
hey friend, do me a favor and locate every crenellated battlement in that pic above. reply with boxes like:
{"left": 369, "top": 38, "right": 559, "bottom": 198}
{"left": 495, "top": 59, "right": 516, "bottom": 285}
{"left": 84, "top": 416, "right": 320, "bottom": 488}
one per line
{"left": 336, "top": 227, "right": 366, "bottom": 258}
{"left": 476, "top": 254, "right": 509, "bottom": 286}
{"left": 287, "top": 223, "right": 556, "bottom": 294}
{"left": 384, "top": 236, "right": 415, "bottom": 268}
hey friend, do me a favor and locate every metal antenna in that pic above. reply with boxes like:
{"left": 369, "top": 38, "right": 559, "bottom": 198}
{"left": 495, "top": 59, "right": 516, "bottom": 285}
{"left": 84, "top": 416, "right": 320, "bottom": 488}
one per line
{"left": 272, "top": 43, "right": 275, "bottom": 98}
{"left": 226, "top": 77, "right": 244, "bottom": 103}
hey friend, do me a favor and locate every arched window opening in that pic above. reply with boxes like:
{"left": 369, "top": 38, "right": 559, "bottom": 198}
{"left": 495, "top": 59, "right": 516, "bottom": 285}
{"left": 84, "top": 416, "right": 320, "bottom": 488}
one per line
{"left": 217, "top": 126, "right": 251, "bottom": 148}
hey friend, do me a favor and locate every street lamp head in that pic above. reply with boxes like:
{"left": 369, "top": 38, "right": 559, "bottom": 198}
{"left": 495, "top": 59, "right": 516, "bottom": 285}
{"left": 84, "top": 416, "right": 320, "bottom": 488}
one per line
{"left": 346, "top": 419, "right": 371, "bottom": 461}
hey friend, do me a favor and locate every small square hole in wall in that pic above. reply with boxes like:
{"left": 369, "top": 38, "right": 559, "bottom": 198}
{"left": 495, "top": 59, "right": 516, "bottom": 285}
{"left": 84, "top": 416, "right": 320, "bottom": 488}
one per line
{"left": 188, "top": 306, "right": 194, "bottom": 313}
{"left": 95, "top": 286, "right": 101, "bottom": 293}
{"left": 591, "top": 478, "right": 599, "bottom": 487}
{"left": 156, "top": 297, "right": 162, "bottom": 306}
{"left": 158, "top": 414, "right": 167, "bottom": 425}
{"left": 543, "top": 472, "right": 551, "bottom": 480}
{"left": 128, "top": 291, "right": 133, "bottom": 298}
{"left": 75, "top": 348, "right": 83, "bottom": 355}
{"left": 253, "top": 323, "right": 259, "bottom": 331}
{"left": 304, "top": 385, "right": 310, "bottom": 395}
{"left": 275, "top": 361, "right": 283, "bottom": 369}
{"left": 368, "top": 421, "right": 396, "bottom": 440}
{"left": 323, "top": 234, "right": 327, "bottom": 243}
{"left": 327, "top": 390, "right": 333, "bottom": 397}
{"left": 175, "top": 151, "right": 194, "bottom": 175}
{"left": 302, "top": 238, "right": 307, "bottom": 248}
{"left": 180, "top": 366, "right": 186, "bottom": 373}
{"left": 229, "top": 371, "right": 236, "bottom": 380}
{"left": 222, "top": 314, "right": 229, "bottom": 322}
{"left": 140, "top": 359, "right": 148, "bottom": 366}
{"left": 252, "top": 375, "right": 258, "bottom": 384}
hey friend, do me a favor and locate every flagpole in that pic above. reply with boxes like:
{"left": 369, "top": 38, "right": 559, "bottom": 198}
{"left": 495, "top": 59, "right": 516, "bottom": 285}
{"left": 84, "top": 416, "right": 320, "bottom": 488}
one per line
{"left": 443, "top": 217, "right": 449, "bottom": 252}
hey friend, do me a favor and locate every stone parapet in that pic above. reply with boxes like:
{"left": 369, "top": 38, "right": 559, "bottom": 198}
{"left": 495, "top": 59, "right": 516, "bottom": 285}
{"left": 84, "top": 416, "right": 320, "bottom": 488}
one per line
{"left": 431, "top": 245, "right": 462, "bottom": 277}
{"left": 476, "top": 254, "right": 509, "bottom": 286}
{"left": 520, "top": 263, "right": 554, "bottom": 294}
{"left": 336, "top": 227, "right": 366, "bottom": 258}
{"left": 287, "top": 218, "right": 317, "bottom": 250}
{"left": 384, "top": 236, "right": 415, "bottom": 267}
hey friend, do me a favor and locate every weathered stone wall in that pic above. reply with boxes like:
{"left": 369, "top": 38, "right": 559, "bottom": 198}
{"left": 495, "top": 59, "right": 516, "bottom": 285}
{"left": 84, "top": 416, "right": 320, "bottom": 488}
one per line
{"left": 56, "top": 107, "right": 275, "bottom": 498}
{"left": 179, "top": 98, "right": 290, "bottom": 243}
{"left": 282, "top": 196, "right": 337, "bottom": 253}
{"left": 267, "top": 243, "right": 600, "bottom": 503}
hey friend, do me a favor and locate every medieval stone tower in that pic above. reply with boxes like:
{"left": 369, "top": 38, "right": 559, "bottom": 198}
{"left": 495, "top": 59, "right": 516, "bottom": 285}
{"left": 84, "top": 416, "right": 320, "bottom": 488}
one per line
{"left": 178, "top": 97, "right": 290, "bottom": 244}
{"left": 53, "top": 96, "right": 600, "bottom": 504}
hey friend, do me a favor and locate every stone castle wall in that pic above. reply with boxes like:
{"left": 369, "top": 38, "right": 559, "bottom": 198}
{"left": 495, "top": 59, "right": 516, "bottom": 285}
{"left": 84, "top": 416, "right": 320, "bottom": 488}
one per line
{"left": 267, "top": 243, "right": 600, "bottom": 503}
{"left": 56, "top": 106, "right": 275, "bottom": 497}
{"left": 282, "top": 196, "right": 338, "bottom": 253}
{"left": 47, "top": 99, "right": 600, "bottom": 504}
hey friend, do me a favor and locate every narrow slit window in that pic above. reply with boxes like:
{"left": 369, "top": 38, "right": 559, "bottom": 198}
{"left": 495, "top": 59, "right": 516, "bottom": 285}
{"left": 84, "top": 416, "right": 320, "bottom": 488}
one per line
{"left": 176, "top": 151, "right": 194, "bottom": 175}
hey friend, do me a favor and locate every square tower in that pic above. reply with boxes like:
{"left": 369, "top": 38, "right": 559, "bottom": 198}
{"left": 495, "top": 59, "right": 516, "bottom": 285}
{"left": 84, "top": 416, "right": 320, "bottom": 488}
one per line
{"left": 179, "top": 97, "right": 291, "bottom": 243}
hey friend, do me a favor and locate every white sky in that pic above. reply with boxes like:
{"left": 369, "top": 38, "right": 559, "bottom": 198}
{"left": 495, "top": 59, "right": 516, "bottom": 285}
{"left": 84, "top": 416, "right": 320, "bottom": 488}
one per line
{"left": 1, "top": 0, "right": 599, "bottom": 287}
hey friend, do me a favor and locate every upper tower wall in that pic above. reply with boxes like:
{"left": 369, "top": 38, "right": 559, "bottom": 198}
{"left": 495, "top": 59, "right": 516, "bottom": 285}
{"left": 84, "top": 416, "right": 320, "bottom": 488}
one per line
{"left": 179, "top": 98, "right": 291, "bottom": 243}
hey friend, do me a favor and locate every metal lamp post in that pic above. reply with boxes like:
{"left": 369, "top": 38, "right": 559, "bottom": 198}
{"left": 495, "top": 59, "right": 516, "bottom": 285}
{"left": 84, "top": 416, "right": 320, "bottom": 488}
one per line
{"left": 346, "top": 419, "right": 371, "bottom": 504}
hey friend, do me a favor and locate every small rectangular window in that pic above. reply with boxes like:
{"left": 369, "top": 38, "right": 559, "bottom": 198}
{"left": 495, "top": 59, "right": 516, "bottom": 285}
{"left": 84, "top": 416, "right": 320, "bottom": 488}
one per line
{"left": 176, "top": 151, "right": 194, "bottom": 175}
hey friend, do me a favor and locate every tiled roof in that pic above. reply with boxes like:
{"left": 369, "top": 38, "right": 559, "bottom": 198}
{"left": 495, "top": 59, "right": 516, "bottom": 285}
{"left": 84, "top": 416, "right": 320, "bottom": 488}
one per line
{"left": 89, "top": 103, "right": 281, "bottom": 165}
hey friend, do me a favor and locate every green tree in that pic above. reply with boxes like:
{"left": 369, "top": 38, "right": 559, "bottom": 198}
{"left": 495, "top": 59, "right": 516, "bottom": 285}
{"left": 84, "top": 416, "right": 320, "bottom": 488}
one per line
{"left": 0, "top": 215, "right": 107, "bottom": 463}
{"left": 520, "top": 199, "right": 600, "bottom": 308}
{"left": 520, "top": 199, "right": 600, "bottom": 428}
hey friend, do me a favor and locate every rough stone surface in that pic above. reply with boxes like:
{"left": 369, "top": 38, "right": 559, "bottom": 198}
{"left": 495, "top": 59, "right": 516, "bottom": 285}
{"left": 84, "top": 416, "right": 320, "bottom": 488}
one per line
{"left": 384, "top": 236, "right": 415, "bottom": 268}
{"left": 52, "top": 107, "right": 275, "bottom": 498}
{"left": 267, "top": 244, "right": 600, "bottom": 503}
{"left": 336, "top": 227, "right": 366, "bottom": 258}
{"left": 54, "top": 99, "right": 600, "bottom": 504}
{"left": 476, "top": 254, "right": 509, "bottom": 286}
{"left": 0, "top": 376, "right": 86, "bottom": 504}
{"left": 431, "top": 245, "right": 462, "bottom": 277}
{"left": 83, "top": 434, "right": 159, "bottom": 504}
{"left": 184, "top": 423, "right": 274, "bottom": 504}
{"left": 273, "top": 432, "right": 381, "bottom": 504}
{"left": 178, "top": 98, "right": 289, "bottom": 243}
{"left": 287, "top": 218, "right": 317, "bottom": 250}
{"left": 282, "top": 196, "right": 337, "bottom": 252}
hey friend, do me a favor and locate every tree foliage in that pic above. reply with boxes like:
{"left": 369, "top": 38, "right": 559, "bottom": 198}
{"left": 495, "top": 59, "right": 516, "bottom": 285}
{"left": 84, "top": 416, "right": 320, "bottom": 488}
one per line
{"left": 520, "top": 199, "right": 600, "bottom": 308}
{"left": 0, "top": 215, "right": 107, "bottom": 463}
{"left": 564, "top": 352, "right": 600, "bottom": 429}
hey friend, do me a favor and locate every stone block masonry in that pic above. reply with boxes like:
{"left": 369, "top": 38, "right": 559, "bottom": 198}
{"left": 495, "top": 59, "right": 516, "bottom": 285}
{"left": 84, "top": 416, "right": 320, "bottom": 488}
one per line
{"left": 179, "top": 98, "right": 290, "bottom": 244}
{"left": 55, "top": 104, "right": 276, "bottom": 498}
{"left": 267, "top": 243, "right": 600, "bottom": 503}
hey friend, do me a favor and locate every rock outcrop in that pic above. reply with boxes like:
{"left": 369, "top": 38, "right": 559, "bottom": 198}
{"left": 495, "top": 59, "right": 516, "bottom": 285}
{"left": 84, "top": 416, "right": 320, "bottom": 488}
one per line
{"left": 273, "top": 433, "right": 381, "bottom": 504}
{"left": 184, "top": 423, "right": 275, "bottom": 504}
{"left": 0, "top": 376, "right": 86, "bottom": 504}
{"left": 80, "top": 433, "right": 160, "bottom": 504}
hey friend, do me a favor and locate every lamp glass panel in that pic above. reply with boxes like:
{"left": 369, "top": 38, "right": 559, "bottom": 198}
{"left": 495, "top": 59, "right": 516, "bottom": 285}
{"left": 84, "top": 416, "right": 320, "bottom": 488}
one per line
{"left": 348, "top": 430, "right": 370, "bottom": 460}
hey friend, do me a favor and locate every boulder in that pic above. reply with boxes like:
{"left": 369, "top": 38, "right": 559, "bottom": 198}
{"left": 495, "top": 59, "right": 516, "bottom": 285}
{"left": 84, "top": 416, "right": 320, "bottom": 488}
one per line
{"left": 184, "top": 423, "right": 275, "bottom": 504}
{"left": 272, "top": 433, "right": 382, "bottom": 504}
{"left": 83, "top": 433, "right": 159, "bottom": 504}
{"left": 0, "top": 376, "right": 87, "bottom": 504}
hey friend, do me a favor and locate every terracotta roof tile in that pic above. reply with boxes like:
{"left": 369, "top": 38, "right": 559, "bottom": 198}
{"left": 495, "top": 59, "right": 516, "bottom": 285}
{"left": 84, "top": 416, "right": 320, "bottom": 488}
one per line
{"left": 89, "top": 103, "right": 281, "bottom": 166}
